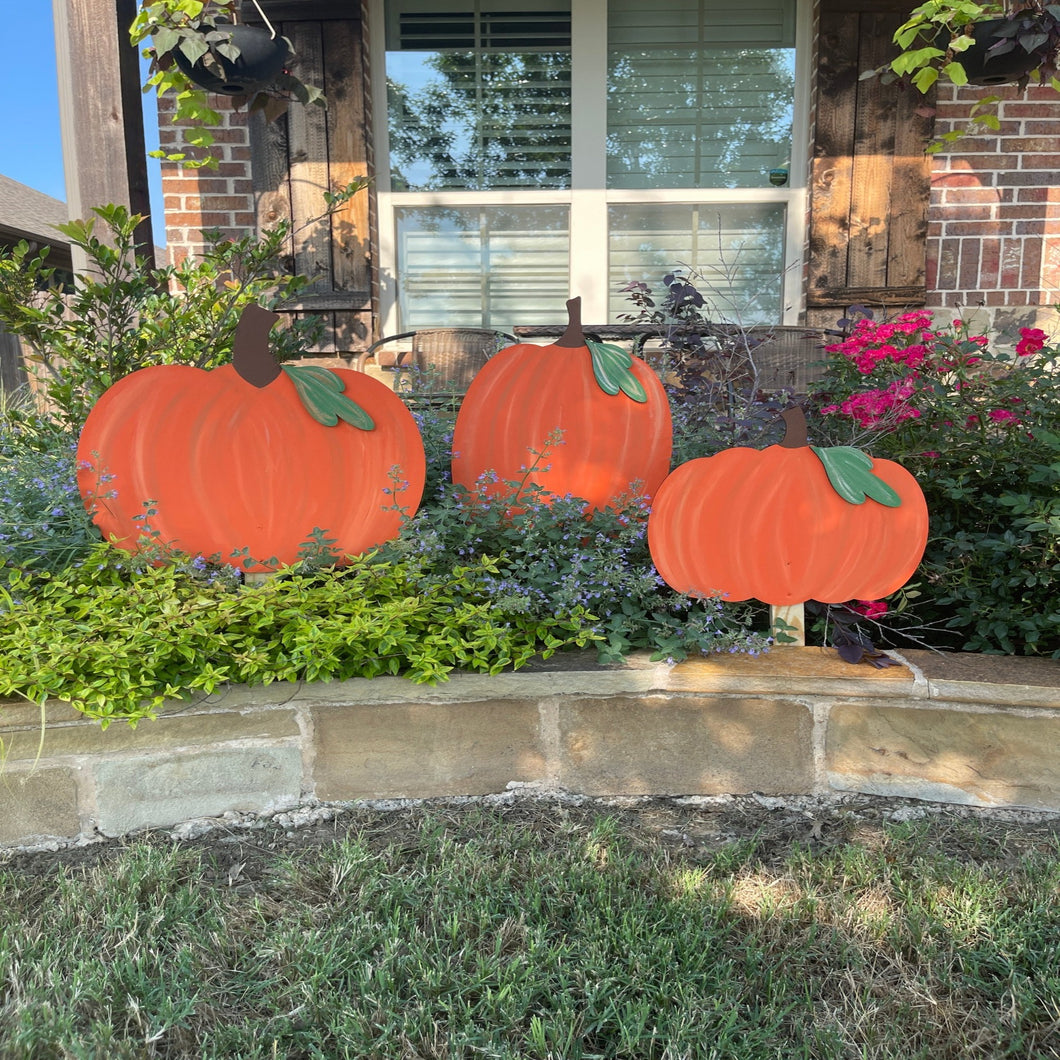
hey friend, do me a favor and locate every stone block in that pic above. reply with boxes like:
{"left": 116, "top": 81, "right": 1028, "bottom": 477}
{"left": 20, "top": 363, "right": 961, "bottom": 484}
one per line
{"left": 95, "top": 747, "right": 302, "bottom": 835}
{"left": 827, "top": 703, "right": 1060, "bottom": 809}
{"left": 667, "top": 648, "right": 917, "bottom": 700}
{"left": 556, "top": 695, "right": 814, "bottom": 796}
{"left": 311, "top": 701, "right": 545, "bottom": 799}
{"left": 0, "top": 767, "right": 81, "bottom": 844}
{"left": 0, "top": 708, "right": 301, "bottom": 763}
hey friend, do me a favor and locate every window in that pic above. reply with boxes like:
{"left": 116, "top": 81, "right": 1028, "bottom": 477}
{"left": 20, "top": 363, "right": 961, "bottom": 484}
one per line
{"left": 371, "top": 0, "right": 806, "bottom": 332}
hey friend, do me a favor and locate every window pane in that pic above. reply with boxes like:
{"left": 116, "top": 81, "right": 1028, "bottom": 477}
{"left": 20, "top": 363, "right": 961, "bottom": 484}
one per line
{"left": 396, "top": 205, "right": 570, "bottom": 329}
{"left": 607, "top": 0, "right": 796, "bottom": 189}
{"left": 609, "top": 203, "right": 786, "bottom": 323}
{"left": 386, "top": 2, "right": 572, "bottom": 191}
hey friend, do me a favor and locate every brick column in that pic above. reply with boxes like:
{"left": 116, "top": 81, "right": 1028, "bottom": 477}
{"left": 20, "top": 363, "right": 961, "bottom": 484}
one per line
{"left": 928, "top": 82, "right": 1060, "bottom": 337}
{"left": 157, "top": 94, "right": 256, "bottom": 265}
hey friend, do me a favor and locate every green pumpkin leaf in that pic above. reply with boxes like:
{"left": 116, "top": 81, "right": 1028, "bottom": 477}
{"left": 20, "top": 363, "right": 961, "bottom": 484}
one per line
{"left": 585, "top": 339, "right": 647, "bottom": 404}
{"left": 282, "top": 365, "right": 375, "bottom": 431}
{"left": 809, "top": 445, "right": 902, "bottom": 508}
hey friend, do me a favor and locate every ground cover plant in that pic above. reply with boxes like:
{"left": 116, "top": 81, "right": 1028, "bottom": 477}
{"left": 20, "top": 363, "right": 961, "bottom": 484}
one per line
{"left": 2, "top": 797, "right": 1060, "bottom": 1059}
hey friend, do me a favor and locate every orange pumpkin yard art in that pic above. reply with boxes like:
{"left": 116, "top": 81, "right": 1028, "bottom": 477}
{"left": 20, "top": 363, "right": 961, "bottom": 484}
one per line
{"left": 451, "top": 297, "right": 672, "bottom": 511}
{"left": 77, "top": 305, "right": 426, "bottom": 571}
{"left": 647, "top": 407, "right": 928, "bottom": 607}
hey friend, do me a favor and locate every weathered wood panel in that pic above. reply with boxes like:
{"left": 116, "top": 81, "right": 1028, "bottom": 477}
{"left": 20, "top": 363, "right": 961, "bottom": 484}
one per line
{"left": 0, "top": 329, "right": 27, "bottom": 394}
{"left": 57, "top": 0, "right": 154, "bottom": 256}
{"left": 248, "top": 10, "right": 372, "bottom": 353}
{"left": 808, "top": 0, "right": 934, "bottom": 317}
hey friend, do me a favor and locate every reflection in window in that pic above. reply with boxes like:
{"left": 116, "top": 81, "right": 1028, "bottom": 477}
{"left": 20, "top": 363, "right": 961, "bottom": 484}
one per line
{"left": 609, "top": 203, "right": 787, "bottom": 323}
{"left": 607, "top": 0, "right": 796, "bottom": 190}
{"left": 396, "top": 205, "right": 570, "bottom": 329}
{"left": 386, "top": 4, "right": 572, "bottom": 191}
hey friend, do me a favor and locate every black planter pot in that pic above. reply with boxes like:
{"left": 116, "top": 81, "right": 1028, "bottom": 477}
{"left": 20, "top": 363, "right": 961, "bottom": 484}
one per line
{"left": 953, "top": 18, "right": 1041, "bottom": 86}
{"left": 173, "top": 23, "right": 290, "bottom": 96}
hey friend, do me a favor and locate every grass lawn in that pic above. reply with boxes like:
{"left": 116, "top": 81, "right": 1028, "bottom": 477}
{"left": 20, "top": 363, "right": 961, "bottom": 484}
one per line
{"left": 2, "top": 796, "right": 1059, "bottom": 1059}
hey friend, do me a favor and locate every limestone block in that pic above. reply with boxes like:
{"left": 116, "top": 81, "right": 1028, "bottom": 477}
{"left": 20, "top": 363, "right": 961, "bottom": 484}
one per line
{"left": 556, "top": 695, "right": 814, "bottom": 796}
{"left": 94, "top": 747, "right": 302, "bottom": 835}
{"left": 827, "top": 703, "right": 1060, "bottom": 809}
{"left": 0, "top": 767, "right": 81, "bottom": 843}
{"left": 667, "top": 647, "right": 917, "bottom": 700}
{"left": 311, "top": 701, "right": 545, "bottom": 799}
{"left": 0, "top": 709, "right": 301, "bottom": 762}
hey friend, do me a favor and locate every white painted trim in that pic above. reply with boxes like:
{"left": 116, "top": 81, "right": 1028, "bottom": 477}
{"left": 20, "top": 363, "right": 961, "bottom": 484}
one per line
{"left": 369, "top": 0, "right": 812, "bottom": 330}
{"left": 368, "top": 0, "right": 399, "bottom": 333}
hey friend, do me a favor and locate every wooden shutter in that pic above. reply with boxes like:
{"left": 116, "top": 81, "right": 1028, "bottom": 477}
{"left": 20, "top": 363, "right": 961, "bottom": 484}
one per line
{"left": 807, "top": 0, "right": 934, "bottom": 323}
{"left": 250, "top": 2, "right": 373, "bottom": 353}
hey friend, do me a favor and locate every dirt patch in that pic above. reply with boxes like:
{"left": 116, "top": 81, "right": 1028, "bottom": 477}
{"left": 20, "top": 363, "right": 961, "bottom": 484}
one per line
{"left": 3, "top": 791, "right": 1059, "bottom": 883}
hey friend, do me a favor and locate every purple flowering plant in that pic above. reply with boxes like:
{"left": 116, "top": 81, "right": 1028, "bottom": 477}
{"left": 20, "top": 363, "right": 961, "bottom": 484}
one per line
{"left": 375, "top": 423, "right": 769, "bottom": 664}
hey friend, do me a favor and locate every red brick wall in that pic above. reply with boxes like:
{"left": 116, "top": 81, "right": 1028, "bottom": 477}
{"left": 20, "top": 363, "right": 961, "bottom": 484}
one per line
{"left": 158, "top": 94, "right": 255, "bottom": 265}
{"left": 928, "top": 82, "right": 1060, "bottom": 336}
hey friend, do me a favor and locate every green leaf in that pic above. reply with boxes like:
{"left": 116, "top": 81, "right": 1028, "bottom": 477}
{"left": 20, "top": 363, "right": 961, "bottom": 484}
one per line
{"left": 178, "top": 35, "right": 210, "bottom": 64}
{"left": 282, "top": 365, "right": 374, "bottom": 430}
{"left": 585, "top": 339, "right": 647, "bottom": 404}
{"left": 809, "top": 446, "right": 903, "bottom": 508}
{"left": 942, "top": 60, "right": 969, "bottom": 86}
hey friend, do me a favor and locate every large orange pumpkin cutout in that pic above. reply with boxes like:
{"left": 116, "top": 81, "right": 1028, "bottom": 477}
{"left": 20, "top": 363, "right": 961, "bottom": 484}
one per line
{"left": 451, "top": 297, "right": 672, "bottom": 510}
{"left": 77, "top": 305, "right": 426, "bottom": 571}
{"left": 647, "top": 407, "right": 928, "bottom": 606}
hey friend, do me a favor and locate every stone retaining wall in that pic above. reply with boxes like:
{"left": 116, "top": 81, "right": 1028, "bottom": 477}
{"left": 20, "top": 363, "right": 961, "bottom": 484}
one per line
{"left": 1, "top": 649, "right": 1058, "bottom": 848}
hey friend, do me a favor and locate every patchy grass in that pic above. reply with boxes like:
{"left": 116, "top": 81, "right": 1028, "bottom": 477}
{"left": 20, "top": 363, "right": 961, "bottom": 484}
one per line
{"left": 2, "top": 799, "right": 1060, "bottom": 1059}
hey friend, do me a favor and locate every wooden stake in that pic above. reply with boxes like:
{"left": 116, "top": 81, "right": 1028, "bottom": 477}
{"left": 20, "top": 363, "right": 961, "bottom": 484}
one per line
{"left": 771, "top": 603, "right": 806, "bottom": 646}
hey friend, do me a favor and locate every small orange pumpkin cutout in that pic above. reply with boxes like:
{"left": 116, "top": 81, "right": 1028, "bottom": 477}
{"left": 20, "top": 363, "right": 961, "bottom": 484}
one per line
{"left": 451, "top": 297, "right": 672, "bottom": 510}
{"left": 647, "top": 407, "right": 928, "bottom": 606}
{"left": 77, "top": 305, "right": 426, "bottom": 571}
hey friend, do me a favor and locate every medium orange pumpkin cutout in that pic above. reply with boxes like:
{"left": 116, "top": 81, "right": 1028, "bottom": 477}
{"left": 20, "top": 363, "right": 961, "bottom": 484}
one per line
{"left": 647, "top": 407, "right": 928, "bottom": 606}
{"left": 451, "top": 297, "right": 672, "bottom": 511}
{"left": 77, "top": 305, "right": 426, "bottom": 571}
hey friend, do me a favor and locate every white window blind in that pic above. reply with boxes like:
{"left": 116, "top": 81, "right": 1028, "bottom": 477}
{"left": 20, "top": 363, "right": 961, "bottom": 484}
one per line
{"left": 386, "top": 1, "right": 572, "bottom": 191}
{"left": 609, "top": 203, "right": 787, "bottom": 323}
{"left": 607, "top": 0, "right": 796, "bottom": 189}
{"left": 395, "top": 206, "right": 570, "bottom": 329}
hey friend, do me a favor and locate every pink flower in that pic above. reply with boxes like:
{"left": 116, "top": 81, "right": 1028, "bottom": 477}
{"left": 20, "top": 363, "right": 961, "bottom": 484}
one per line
{"left": 920, "top": 451, "right": 940, "bottom": 459}
{"left": 850, "top": 600, "right": 888, "bottom": 620}
{"left": 1016, "top": 327, "right": 1046, "bottom": 357}
{"left": 987, "top": 408, "right": 1021, "bottom": 424}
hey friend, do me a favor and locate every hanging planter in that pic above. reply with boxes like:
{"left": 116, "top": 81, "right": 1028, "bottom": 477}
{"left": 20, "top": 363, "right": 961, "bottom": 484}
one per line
{"left": 875, "top": 2, "right": 1060, "bottom": 149}
{"left": 132, "top": 0, "right": 324, "bottom": 167}
{"left": 942, "top": 17, "right": 1043, "bottom": 85}
{"left": 172, "top": 22, "right": 291, "bottom": 95}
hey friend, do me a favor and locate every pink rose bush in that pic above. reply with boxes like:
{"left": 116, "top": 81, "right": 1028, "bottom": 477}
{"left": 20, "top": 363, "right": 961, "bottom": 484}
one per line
{"left": 810, "top": 307, "right": 1060, "bottom": 658}
{"left": 817, "top": 312, "right": 1046, "bottom": 434}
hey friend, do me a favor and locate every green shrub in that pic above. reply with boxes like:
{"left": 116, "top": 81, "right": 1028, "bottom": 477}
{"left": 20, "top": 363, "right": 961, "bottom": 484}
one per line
{"left": 0, "top": 204, "right": 320, "bottom": 428}
{"left": 0, "top": 544, "right": 599, "bottom": 725}
{"left": 810, "top": 309, "right": 1060, "bottom": 657}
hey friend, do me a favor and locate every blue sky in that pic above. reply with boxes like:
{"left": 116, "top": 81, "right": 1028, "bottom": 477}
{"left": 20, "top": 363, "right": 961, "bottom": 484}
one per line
{"left": 2, "top": 2, "right": 163, "bottom": 230}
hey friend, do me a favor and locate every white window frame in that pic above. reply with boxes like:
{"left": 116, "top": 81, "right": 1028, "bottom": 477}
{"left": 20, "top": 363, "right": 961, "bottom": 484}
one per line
{"left": 369, "top": 0, "right": 812, "bottom": 333}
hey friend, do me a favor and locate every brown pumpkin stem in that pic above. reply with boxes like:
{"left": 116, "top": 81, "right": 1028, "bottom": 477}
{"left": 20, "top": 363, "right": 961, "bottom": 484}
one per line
{"left": 779, "top": 406, "right": 809, "bottom": 449}
{"left": 232, "top": 304, "right": 282, "bottom": 388}
{"left": 555, "top": 296, "right": 585, "bottom": 349}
